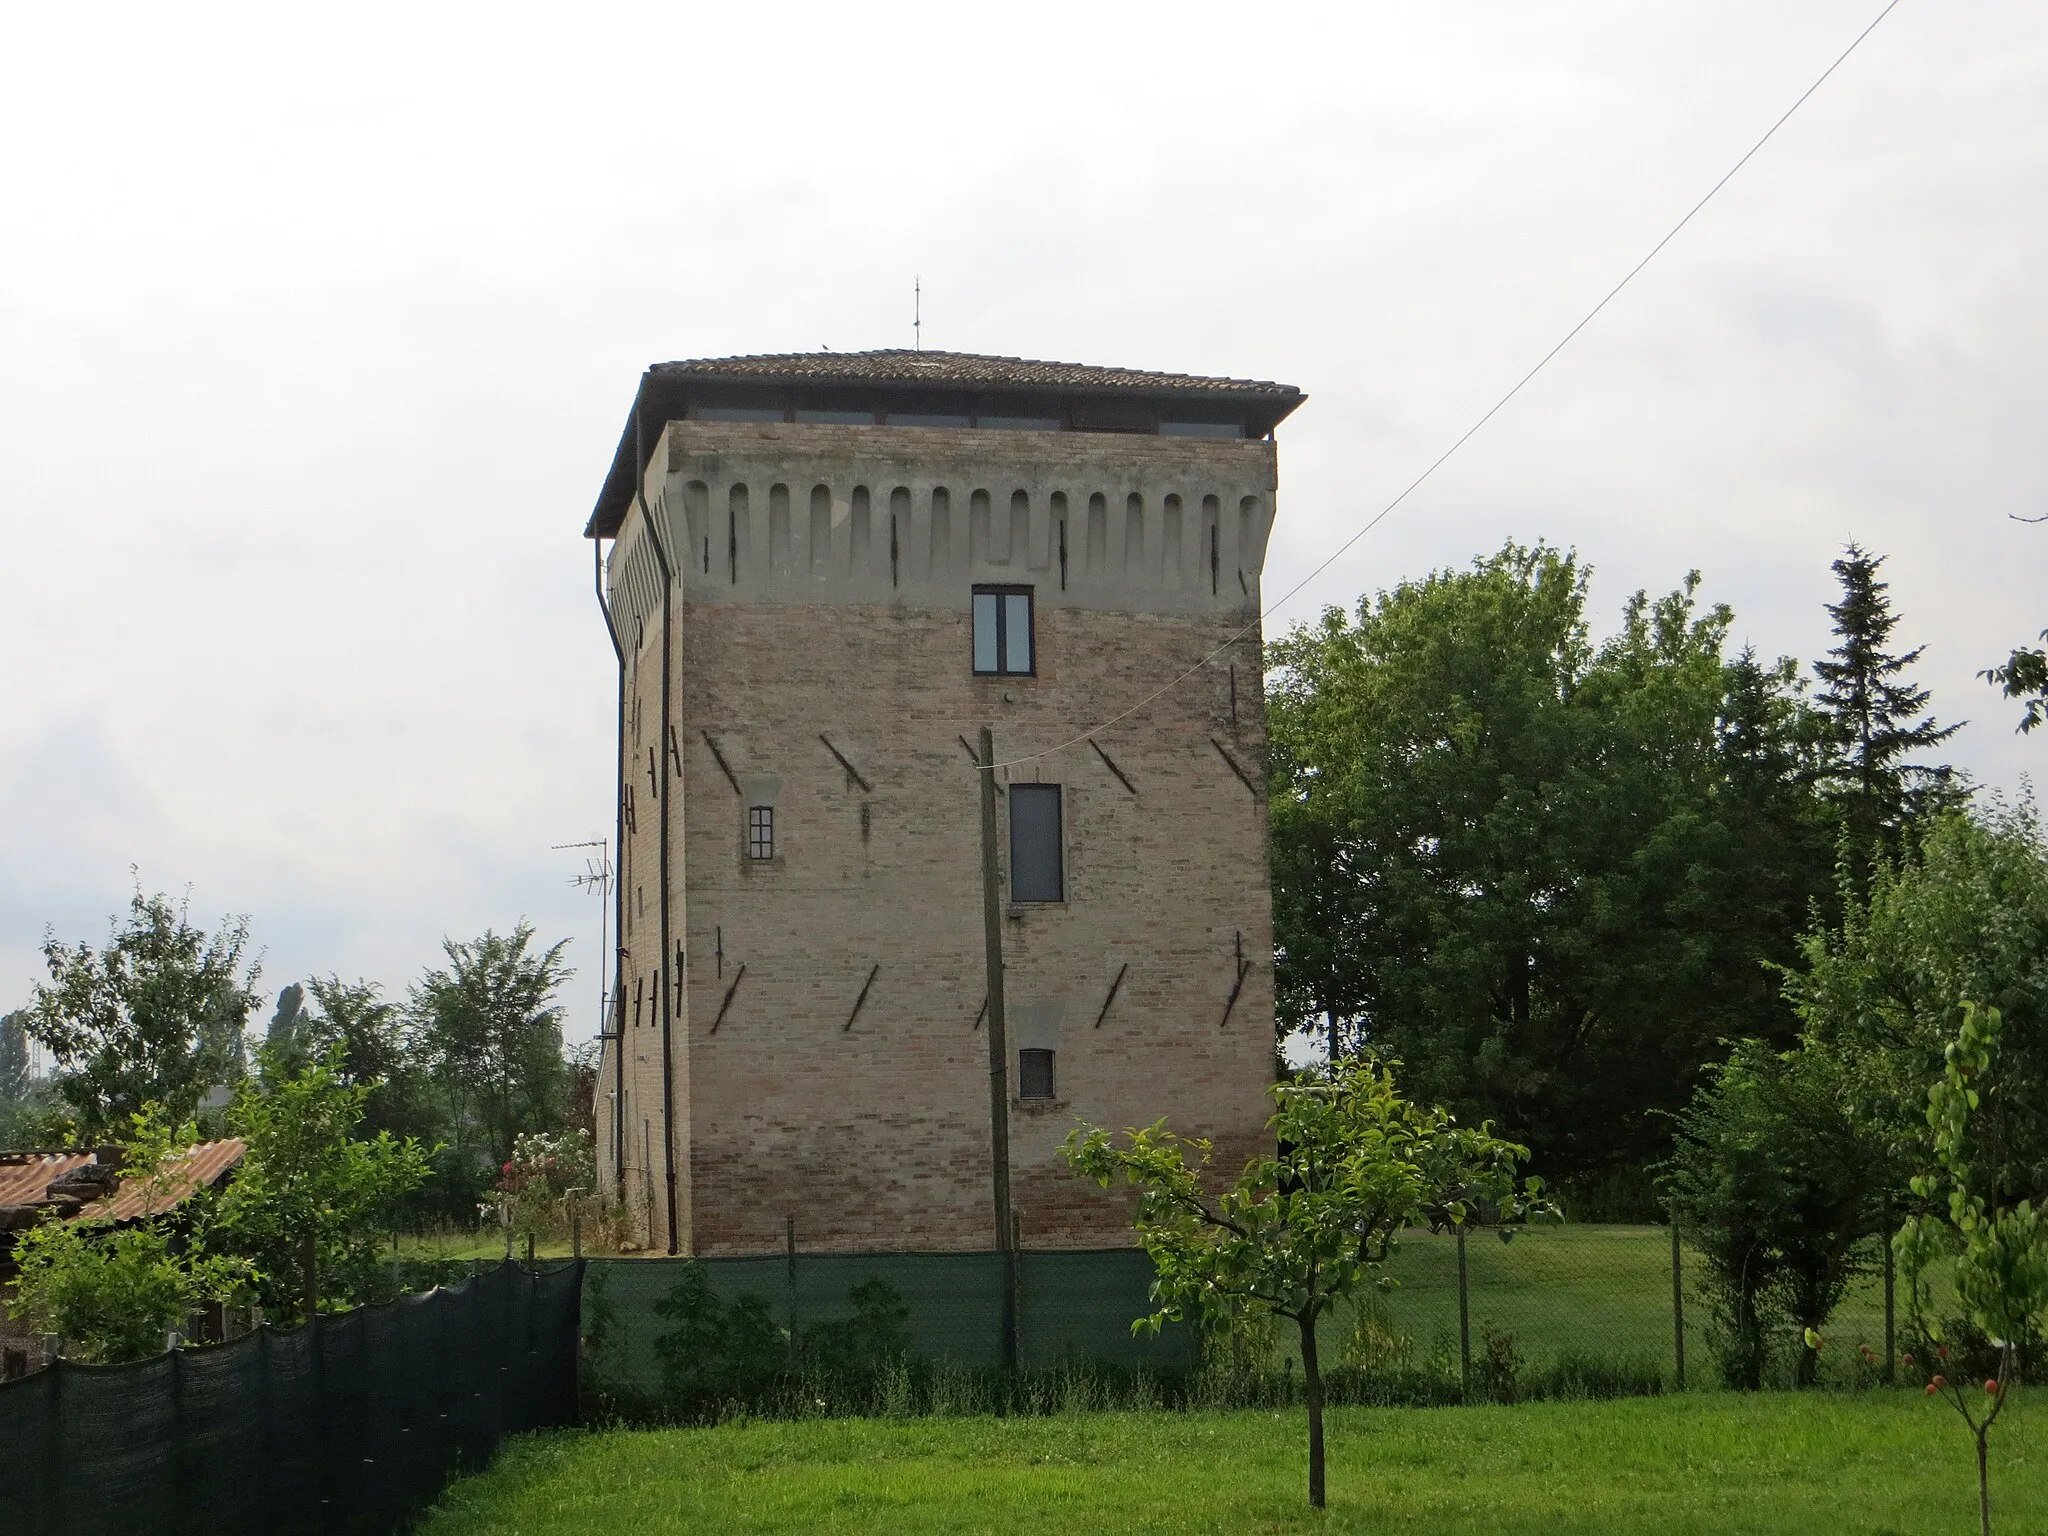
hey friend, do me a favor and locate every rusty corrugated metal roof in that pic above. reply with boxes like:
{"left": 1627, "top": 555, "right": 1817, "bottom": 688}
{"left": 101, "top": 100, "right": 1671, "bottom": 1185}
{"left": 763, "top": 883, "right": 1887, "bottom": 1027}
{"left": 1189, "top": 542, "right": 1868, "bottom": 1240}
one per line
{"left": 0, "top": 1152, "right": 96, "bottom": 1208}
{"left": 0, "top": 1141, "right": 245, "bottom": 1224}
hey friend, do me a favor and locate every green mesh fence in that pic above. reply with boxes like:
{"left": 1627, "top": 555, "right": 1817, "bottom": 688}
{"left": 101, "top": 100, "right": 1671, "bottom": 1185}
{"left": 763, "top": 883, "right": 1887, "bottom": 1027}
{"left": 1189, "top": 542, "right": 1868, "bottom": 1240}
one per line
{"left": 582, "top": 1247, "right": 1197, "bottom": 1401}
{"left": 1302, "top": 1223, "right": 1901, "bottom": 1397}
{"left": 0, "top": 1260, "right": 582, "bottom": 1536}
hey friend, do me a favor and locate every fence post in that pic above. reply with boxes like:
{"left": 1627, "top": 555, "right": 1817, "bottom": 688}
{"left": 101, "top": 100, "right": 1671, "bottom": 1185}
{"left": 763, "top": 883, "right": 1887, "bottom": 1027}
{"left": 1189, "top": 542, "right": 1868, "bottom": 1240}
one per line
{"left": 1011, "top": 1209, "right": 1026, "bottom": 1371}
{"left": 785, "top": 1215, "right": 798, "bottom": 1367}
{"left": 45, "top": 1353, "right": 66, "bottom": 1535}
{"left": 1455, "top": 1225, "right": 1471, "bottom": 1399}
{"left": 167, "top": 1331, "right": 185, "bottom": 1531}
{"left": 1670, "top": 1208, "right": 1686, "bottom": 1392}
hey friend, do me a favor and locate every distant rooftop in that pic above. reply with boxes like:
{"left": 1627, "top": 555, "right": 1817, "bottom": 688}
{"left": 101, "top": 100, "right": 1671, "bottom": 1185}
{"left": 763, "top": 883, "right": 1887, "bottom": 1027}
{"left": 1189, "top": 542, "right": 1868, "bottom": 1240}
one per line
{"left": 585, "top": 350, "right": 1304, "bottom": 538}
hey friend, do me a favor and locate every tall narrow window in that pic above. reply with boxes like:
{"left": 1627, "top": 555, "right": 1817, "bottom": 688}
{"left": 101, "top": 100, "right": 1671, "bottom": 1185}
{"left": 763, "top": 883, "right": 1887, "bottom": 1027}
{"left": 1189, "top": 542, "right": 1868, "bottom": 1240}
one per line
{"left": 972, "top": 586, "right": 1034, "bottom": 675}
{"left": 1008, "top": 783, "right": 1063, "bottom": 902}
{"left": 1018, "top": 1048, "right": 1056, "bottom": 1100}
{"left": 747, "top": 806, "right": 775, "bottom": 860}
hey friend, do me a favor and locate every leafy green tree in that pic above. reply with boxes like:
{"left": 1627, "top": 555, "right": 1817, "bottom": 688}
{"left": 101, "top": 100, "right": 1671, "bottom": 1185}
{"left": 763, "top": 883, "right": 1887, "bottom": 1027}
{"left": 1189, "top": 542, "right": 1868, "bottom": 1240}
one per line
{"left": 1664, "top": 1040, "right": 1890, "bottom": 1388}
{"left": 25, "top": 890, "right": 260, "bottom": 1139}
{"left": 1788, "top": 803, "right": 2048, "bottom": 1209}
{"left": 1812, "top": 544, "right": 1960, "bottom": 863}
{"left": 6, "top": 1103, "right": 252, "bottom": 1363}
{"left": 212, "top": 1045, "right": 432, "bottom": 1321}
{"left": 1268, "top": 543, "right": 1834, "bottom": 1179}
{"left": 410, "top": 923, "right": 572, "bottom": 1208}
{"left": 1895, "top": 1003, "right": 2048, "bottom": 1536}
{"left": 1982, "top": 632, "right": 2048, "bottom": 735}
{"left": 1062, "top": 1055, "right": 1549, "bottom": 1509}
{"left": 300, "top": 976, "right": 434, "bottom": 1143}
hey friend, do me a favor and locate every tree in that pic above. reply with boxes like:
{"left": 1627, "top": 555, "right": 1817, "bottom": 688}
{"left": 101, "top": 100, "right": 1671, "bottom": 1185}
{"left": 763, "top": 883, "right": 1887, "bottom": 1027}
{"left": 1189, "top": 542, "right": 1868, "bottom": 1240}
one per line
{"left": 300, "top": 976, "right": 434, "bottom": 1143}
{"left": 1894, "top": 1003, "right": 2048, "bottom": 1536}
{"left": 212, "top": 1045, "right": 432, "bottom": 1321}
{"left": 1267, "top": 543, "right": 1835, "bottom": 1181}
{"left": 410, "top": 923, "right": 572, "bottom": 1207}
{"left": 1062, "top": 1055, "right": 1549, "bottom": 1509}
{"left": 0, "top": 1009, "right": 31, "bottom": 1104}
{"left": 25, "top": 889, "right": 260, "bottom": 1139}
{"left": 1812, "top": 544, "right": 1960, "bottom": 863}
{"left": 1664, "top": 1040, "right": 1889, "bottom": 1388}
{"left": 1982, "top": 632, "right": 2048, "bottom": 735}
{"left": 1787, "top": 803, "right": 2048, "bottom": 1210}
{"left": 6, "top": 1103, "right": 252, "bottom": 1363}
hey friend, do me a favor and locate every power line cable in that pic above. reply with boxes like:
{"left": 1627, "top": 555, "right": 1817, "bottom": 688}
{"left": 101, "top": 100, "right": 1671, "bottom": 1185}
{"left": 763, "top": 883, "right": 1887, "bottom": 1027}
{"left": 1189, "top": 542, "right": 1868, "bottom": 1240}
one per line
{"left": 986, "top": 0, "right": 1904, "bottom": 771}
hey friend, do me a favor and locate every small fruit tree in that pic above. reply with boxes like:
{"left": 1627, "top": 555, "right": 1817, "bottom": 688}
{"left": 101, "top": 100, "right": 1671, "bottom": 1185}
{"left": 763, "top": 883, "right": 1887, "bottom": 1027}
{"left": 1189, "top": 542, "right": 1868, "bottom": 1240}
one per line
{"left": 1062, "top": 1055, "right": 1549, "bottom": 1509}
{"left": 1895, "top": 1003, "right": 2048, "bottom": 1536}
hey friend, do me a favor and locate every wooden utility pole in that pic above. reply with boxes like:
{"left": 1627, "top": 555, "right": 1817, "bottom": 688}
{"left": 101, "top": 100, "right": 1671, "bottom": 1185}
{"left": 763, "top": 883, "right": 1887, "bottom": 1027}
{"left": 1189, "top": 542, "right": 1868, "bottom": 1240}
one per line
{"left": 977, "top": 727, "right": 1017, "bottom": 1368}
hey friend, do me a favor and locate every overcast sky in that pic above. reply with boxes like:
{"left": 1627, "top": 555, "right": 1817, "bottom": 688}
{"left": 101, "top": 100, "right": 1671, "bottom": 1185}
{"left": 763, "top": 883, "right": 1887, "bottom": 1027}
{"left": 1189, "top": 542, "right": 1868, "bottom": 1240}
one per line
{"left": 3, "top": 1, "right": 2043, "bottom": 1049}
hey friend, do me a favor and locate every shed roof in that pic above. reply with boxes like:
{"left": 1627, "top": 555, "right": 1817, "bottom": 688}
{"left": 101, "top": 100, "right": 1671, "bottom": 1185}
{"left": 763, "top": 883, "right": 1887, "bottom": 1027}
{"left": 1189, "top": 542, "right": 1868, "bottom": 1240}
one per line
{"left": 0, "top": 1142, "right": 245, "bottom": 1225}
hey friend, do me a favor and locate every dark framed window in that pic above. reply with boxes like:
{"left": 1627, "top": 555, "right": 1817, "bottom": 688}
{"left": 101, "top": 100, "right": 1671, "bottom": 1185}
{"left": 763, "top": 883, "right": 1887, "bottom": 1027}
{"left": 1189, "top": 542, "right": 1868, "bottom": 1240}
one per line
{"left": 1008, "top": 783, "right": 1063, "bottom": 902}
{"left": 1018, "top": 1048, "right": 1056, "bottom": 1100}
{"left": 973, "top": 586, "right": 1034, "bottom": 675}
{"left": 747, "top": 806, "right": 775, "bottom": 860}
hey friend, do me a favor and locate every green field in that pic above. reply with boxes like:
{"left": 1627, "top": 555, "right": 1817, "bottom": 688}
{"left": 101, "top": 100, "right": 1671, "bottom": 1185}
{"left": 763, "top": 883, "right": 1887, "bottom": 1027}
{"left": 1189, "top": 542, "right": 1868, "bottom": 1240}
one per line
{"left": 1316, "top": 1223, "right": 1899, "bottom": 1389}
{"left": 416, "top": 1393, "right": 2044, "bottom": 1534}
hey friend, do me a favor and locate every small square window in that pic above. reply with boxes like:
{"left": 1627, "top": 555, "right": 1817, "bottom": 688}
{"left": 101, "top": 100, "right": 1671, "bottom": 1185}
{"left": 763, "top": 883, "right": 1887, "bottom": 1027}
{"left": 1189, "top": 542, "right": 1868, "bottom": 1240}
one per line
{"left": 973, "top": 586, "right": 1034, "bottom": 675}
{"left": 1018, "top": 1048, "right": 1056, "bottom": 1101}
{"left": 747, "top": 806, "right": 775, "bottom": 860}
{"left": 1008, "top": 783, "right": 1063, "bottom": 902}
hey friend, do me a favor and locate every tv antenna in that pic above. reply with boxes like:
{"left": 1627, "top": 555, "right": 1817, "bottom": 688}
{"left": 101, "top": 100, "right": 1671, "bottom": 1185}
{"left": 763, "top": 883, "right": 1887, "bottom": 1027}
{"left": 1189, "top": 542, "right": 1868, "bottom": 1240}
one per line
{"left": 913, "top": 275, "right": 921, "bottom": 351}
{"left": 553, "top": 838, "right": 614, "bottom": 1042}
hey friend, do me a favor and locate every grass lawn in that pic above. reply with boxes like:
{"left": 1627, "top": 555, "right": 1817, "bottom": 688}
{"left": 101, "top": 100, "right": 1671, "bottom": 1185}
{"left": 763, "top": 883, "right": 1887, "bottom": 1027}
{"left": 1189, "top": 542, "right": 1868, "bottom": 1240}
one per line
{"left": 1314, "top": 1224, "right": 1898, "bottom": 1388}
{"left": 417, "top": 1392, "right": 2045, "bottom": 1535}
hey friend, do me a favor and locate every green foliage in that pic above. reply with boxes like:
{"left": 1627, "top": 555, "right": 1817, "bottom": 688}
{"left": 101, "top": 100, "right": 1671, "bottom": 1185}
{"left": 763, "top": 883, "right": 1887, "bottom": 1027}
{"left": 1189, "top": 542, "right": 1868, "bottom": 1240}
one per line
{"left": 495, "top": 1128, "right": 597, "bottom": 1245}
{"left": 1062, "top": 1053, "right": 1550, "bottom": 1506}
{"left": 8, "top": 1218, "right": 250, "bottom": 1363}
{"left": 1664, "top": 1040, "right": 1888, "bottom": 1388}
{"left": 301, "top": 975, "right": 438, "bottom": 1145}
{"left": 6, "top": 1102, "right": 252, "bottom": 1363}
{"left": 1788, "top": 802, "right": 2048, "bottom": 1209}
{"left": 644, "top": 1268, "right": 912, "bottom": 1422}
{"left": 651, "top": 1262, "right": 788, "bottom": 1417}
{"left": 1811, "top": 544, "right": 1961, "bottom": 865}
{"left": 1268, "top": 543, "right": 1835, "bottom": 1178}
{"left": 1982, "top": 632, "right": 2048, "bottom": 735}
{"left": 213, "top": 1044, "right": 432, "bottom": 1320}
{"left": 25, "top": 889, "right": 261, "bottom": 1138}
{"left": 410, "top": 923, "right": 572, "bottom": 1214}
{"left": 1894, "top": 1003, "right": 2048, "bottom": 1536}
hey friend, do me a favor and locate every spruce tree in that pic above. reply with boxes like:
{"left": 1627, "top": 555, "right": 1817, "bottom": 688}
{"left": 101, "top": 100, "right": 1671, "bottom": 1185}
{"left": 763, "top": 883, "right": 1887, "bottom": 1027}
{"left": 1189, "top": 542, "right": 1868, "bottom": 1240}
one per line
{"left": 1812, "top": 544, "right": 1959, "bottom": 857}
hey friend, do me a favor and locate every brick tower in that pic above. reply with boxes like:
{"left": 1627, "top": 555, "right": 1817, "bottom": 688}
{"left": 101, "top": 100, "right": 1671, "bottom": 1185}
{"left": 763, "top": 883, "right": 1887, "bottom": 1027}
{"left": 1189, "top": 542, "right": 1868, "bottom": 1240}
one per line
{"left": 587, "top": 351, "right": 1304, "bottom": 1255}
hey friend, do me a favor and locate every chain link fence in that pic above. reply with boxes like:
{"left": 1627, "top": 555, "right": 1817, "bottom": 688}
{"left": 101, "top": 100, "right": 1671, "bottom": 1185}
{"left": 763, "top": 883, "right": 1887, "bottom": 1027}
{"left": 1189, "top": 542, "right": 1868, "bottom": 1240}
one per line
{"left": 0, "top": 1259, "right": 582, "bottom": 1536}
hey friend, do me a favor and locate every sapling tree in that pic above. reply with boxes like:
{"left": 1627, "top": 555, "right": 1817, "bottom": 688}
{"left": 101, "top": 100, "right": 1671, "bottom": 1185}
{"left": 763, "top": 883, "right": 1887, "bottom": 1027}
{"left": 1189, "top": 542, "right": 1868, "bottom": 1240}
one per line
{"left": 213, "top": 1044, "right": 432, "bottom": 1321}
{"left": 1062, "top": 1055, "right": 1550, "bottom": 1509}
{"left": 1894, "top": 1003, "right": 2048, "bottom": 1536}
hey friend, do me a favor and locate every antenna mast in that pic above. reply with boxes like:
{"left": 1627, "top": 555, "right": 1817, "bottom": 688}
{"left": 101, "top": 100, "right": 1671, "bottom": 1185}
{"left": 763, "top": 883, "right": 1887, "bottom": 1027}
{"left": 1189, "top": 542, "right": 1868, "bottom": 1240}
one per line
{"left": 914, "top": 275, "right": 921, "bottom": 351}
{"left": 554, "top": 838, "right": 615, "bottom": 1040}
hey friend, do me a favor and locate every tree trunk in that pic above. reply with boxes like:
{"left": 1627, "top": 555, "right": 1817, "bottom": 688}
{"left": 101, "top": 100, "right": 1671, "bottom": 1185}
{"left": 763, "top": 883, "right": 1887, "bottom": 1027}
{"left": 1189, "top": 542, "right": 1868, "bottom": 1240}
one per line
{"left": 1977, "top": 1422, "right": 1992, "bottom": 1536}
{"left": 1300, "top": 1312, "right": 1326, "bottom": 1509}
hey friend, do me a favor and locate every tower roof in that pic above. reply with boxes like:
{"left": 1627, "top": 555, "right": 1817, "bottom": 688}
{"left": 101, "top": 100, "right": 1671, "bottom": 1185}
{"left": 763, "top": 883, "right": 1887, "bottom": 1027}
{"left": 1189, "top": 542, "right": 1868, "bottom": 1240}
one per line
{"left": 585, "top": 350, "right": 1304, "bottom": 538}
